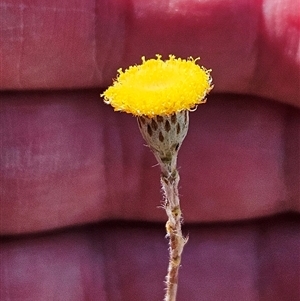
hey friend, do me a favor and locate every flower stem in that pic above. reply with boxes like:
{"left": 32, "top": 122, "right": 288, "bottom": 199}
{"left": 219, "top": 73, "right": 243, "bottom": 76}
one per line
{"left": 137, "top": 112, "right": 189, "bottom": 301}
{"left": 159, "top": 156, "right": 187, "bottom": 301}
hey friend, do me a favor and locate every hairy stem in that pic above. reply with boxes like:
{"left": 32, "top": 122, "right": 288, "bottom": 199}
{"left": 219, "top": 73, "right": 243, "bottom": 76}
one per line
{"left": 136, "top": 112, "right": 189, "bottom": 301}
{"left": 160, "top": 158, "right": 187, "bottom": 301}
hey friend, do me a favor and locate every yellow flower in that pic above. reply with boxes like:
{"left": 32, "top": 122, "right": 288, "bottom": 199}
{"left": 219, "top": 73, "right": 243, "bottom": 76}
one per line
{"left": 102, "top": 55, "right": 212, "bottom": 118}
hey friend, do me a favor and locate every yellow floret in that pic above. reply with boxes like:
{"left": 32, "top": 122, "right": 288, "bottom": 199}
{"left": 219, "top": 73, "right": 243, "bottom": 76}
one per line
{"left": 101, "top": 55, "right": 213, "bottom": 118}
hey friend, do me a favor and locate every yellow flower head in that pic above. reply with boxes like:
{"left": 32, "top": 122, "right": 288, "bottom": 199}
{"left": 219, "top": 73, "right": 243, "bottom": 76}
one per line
{"left": 102, "top": 55, "right": 213, "bottom": 118}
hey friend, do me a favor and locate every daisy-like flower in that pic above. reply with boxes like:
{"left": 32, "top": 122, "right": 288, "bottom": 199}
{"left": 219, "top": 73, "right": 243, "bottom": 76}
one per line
{"left": 102, "top": 54, "right": 212, "bottom": 118}
{"left": 101, "top": 55, "right": 213, "bottom": 301}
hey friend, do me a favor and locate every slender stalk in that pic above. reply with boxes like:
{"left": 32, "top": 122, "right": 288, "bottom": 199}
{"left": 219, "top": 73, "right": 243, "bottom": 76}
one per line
{"left": 137, "top": 112, "right": 189, "bottom": 301}
{"left": 159, "top": 154, "right": 187, "bottom": 301}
